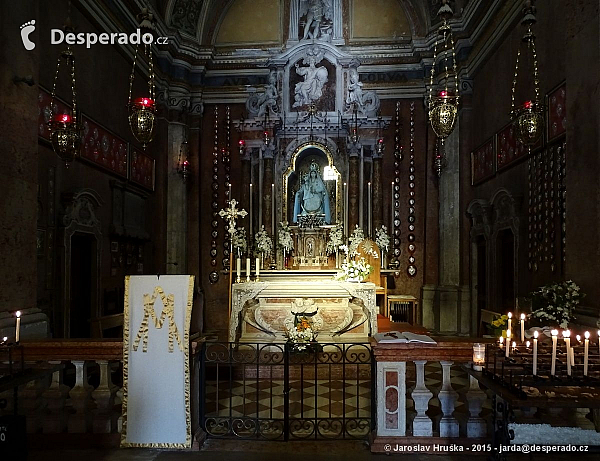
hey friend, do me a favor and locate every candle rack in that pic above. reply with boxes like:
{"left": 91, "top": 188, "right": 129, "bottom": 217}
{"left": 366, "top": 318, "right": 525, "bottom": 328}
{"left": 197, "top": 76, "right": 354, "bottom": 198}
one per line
{"left": 0, "top": 343, "right": 25, "bottom": 380}
{"left": 481, "top": 341, "right": 600, "bottom": 398}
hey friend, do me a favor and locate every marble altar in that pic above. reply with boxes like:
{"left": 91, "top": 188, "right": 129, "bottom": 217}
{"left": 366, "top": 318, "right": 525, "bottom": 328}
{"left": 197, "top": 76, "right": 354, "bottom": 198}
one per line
{"left": 229, "top": 279, "right": 378, "bottom": 343}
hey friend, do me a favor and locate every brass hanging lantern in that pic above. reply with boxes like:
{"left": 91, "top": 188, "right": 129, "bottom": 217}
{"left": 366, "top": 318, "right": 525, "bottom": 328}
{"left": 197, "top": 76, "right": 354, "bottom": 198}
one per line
{"left": 510, "top": 0, "right": 543, "bottom": 148}
{"left": 127, "top": 9, "right": 156, "bottom": 148}
{"left": 49, "top": 23, "right": 80, "bottom": 167}
{"left": 427, "top": 0, "right": 460, "bottom": 145}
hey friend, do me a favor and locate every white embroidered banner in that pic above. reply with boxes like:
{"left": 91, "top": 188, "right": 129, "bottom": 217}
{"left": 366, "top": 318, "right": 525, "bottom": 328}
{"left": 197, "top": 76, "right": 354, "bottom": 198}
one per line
{"left": 121, "top": 275, "right": 194, "bottom": 448}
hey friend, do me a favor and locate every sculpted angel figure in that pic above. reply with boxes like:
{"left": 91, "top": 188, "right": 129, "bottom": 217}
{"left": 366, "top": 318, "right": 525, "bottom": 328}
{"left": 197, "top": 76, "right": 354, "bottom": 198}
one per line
{"left": 293, "top": 52, "right": 328, "bottom": 108}
{"left": 346, "top": 68, "right": 364, "bottom": 107}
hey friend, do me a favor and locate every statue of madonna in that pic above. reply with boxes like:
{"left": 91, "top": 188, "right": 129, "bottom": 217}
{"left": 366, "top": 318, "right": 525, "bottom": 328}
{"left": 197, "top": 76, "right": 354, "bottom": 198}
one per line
{"left": 293, "top": 162, "right": 331, "bottom": 224}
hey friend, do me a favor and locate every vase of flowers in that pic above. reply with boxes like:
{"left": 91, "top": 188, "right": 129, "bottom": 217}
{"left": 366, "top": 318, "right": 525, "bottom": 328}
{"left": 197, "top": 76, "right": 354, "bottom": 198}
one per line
{"left": 232, "top": 227, "right": 247, "bottom": 258}
{"left": 375, "top": 225, "right": 390, "bottom": 269}
{"left": 335, "top": 257, "right": 373, "bottom": 282}
{"left": 285, "top": 316, "right": 320, "bottom": 353}
{"left": 528, "top": 280, "right": 584, "bottom": 329}
{"left": 348, "top": 225, "right": 365, "bottom": 258}
{"left": 277, "top": 222, "right": 294, "bottom": 269}
{"left": 254, "top": 225, "right": 273, "bottom": 269}
{"left": 325, "top": 224, "right": 344, "bottom": 268}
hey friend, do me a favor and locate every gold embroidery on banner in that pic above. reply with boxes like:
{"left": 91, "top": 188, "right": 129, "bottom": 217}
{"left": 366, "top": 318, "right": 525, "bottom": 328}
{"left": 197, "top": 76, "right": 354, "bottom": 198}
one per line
{"left": 132, "top": 286, "right": 183, "bottom": 353}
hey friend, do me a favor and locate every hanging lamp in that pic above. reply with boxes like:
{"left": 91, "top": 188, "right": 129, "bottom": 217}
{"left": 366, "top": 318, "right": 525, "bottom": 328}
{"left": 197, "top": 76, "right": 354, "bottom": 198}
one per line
{"left": 127, "top": 8, "right": 156, "bottom": 149}
{"left": 49, "top": 17, "right": 80, "bottom": 167}
{"left": 510, "top": 0, "right": 543, "bottom": 148}
{"left": 426, "top": 0, "right": 460, "bottom": 144}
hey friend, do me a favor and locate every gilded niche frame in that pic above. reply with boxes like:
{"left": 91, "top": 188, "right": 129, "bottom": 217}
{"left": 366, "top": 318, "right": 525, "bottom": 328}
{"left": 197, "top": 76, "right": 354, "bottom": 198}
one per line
{"left": 282, "top": 141, "right": 342, "bottom": 225}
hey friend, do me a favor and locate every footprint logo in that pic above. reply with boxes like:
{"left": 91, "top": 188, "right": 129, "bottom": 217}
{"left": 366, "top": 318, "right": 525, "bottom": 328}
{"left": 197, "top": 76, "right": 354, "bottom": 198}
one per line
{"left": 20, "top": 20, "right": 36, "bottom": 50}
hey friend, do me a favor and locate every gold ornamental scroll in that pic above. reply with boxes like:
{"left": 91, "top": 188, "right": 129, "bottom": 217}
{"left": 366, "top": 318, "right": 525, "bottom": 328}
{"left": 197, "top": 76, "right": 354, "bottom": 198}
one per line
{"left": 121, "top": 275, "right": 194, "bottom": 449}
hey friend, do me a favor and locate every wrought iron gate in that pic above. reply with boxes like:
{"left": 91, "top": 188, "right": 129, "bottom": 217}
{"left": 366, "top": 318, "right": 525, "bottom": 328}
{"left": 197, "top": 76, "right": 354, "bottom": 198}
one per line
{"left": 200, "top": 342, "right": 374, "bottom": 441}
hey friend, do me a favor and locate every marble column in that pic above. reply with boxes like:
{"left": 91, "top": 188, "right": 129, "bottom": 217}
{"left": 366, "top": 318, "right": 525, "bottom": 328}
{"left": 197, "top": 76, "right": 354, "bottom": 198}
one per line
{"left": 262, "top": 149, "right": 274, "bottom": 236}
{"left": 348, "top": 150, "right": 360, "bottom": 231}
{"left": 166, "top": 118, "right": 188, "bottom": 274}
{"left": 372, "top": 153, "right": 383, "bottom": 230}
{"left": 241, "top": 148, "right": 252, "bottom": 234}
{"left": 376, "top": 361, "right": 406, "bottom": 436}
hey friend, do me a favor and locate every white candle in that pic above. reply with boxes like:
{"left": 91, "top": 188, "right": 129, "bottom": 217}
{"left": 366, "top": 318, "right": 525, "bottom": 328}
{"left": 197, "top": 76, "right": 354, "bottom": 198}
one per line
{"left": 246, "top": 257, "right": 251, "bottom": 281}
{"left": 367, "top": 182, "right": 372, "bottom": 237}
{"left": 507, "top": 312, "right": 512, "bottom": 333}
{"left": 551, "top": 329, "right": 558, "bottom": 376}
{"left": 570, "top": 347, "right": 575, "bottom": 374}
{"left": 228, "top": 183, "right": 232, "bottom": 201}
{"left": 499, "top": 336, "right": 504, "bottom": 348}
{"left": 506, "top": 329, "right": 511, "bottom": 358}
{"left": 271, "top": 183, "right": 275, "bottom": 236}
{"left": 255, "top": 257, "right": 260, "bottom": 278}
{"left": 526, "top": 340, "right": 530, "bottom": 348}
{"left": 584, "top": 331, "right": 590, "bottom": 376}
{"left": 520, "top": 313, "right": 525, "bottom": 343}
{"left": 533, "top": 331, "right": 538, "bottom": 376}
{"left": 15, "top": 311, "right": 21, "bottom": 343}
{"left": 249, "top": 183, "right": 253, "bottom": 238}
{"left": 236, "top": 258, "right": 241, "bottom": 281}
{"left": 563, "top": 330, "right": 571, "bottom": 375}
{"left": 344, "top": 182, "right": 348, "bottom": 238}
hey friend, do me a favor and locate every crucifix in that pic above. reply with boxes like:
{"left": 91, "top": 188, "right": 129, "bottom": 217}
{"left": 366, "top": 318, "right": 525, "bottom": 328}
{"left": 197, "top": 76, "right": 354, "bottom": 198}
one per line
{"left": 219, "top": 199, "right": 248, "bottom": 318}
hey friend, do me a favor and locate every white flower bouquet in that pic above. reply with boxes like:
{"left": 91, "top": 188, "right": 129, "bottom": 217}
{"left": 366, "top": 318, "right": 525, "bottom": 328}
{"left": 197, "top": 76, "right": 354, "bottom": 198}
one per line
{"left": 325, "top": 224, "right": 344, "bottom": 255}
{"left": 529, "top": 280, "right": 584, "bottom": 329}
{"left": 375, "top": 225, "right": 390, "bottom": 253}
{"left": 232, "top": 227, "right": 247, "bottom": 257}
{"left": 254, "top": 225, "right": 273, "bottom": 258}
{"left": 277, "top": 222, "right": 294, "bottom": 253}
{"left": 348, "top": 225, "right": 365, "bottom": 257}
{"left": 335, "top": 257, "right": 372, "bottom": 282}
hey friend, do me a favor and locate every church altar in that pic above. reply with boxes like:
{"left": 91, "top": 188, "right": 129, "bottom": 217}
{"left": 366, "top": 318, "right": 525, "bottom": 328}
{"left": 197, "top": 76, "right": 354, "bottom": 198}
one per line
{"left": 229, "top": 277, "right": 378, "bottom": 343}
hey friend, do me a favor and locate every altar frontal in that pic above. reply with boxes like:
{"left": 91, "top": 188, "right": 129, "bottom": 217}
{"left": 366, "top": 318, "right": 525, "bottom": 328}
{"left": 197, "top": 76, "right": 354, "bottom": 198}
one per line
{"left": 121, "top": 275, "right": 194, "bottom": 448}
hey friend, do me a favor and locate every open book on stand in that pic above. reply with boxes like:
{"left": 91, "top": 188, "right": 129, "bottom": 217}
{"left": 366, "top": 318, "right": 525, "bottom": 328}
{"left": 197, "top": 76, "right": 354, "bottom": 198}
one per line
{"left": 374, "top": 331, "right": 437, "bottom": 344}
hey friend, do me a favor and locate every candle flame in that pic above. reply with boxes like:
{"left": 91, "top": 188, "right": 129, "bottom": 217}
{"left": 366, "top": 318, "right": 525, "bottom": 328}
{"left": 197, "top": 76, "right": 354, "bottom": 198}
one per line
{"left": 534, "top": 330, "right": 539, "bottom": 338}
{"left": 499, "top": 337, "right": 504, "bottom": 344}
{"left": 506, "top": 329, "right": 511, "bottom": 338}
{"left": 521, "top": 313, "right": 526, "bottom": 320}
{"left": 508, "top": 312, "right": 512, "bottom": 318}
{"left": 512, "top": 341, "right": 516, "bottom": 348}
{"left": 576, "top": 335, "right": 581, "bottom": 342}
{"left": 551, "top": 329, "right": 558, "bottom": 336}
{"left": 563, "top": 330, "right": 571, "bottom": 338}
{"left": 585, "top": 331, "right": 590, "bottom": 339}
{"left": 2, "top": 336, "right": 6, "bottom": 342}
{"left": 16, "top": 311, "right": 21, "bottom": 318}
{"left": 526, "top": 341, "right": 530, "bottom": 348}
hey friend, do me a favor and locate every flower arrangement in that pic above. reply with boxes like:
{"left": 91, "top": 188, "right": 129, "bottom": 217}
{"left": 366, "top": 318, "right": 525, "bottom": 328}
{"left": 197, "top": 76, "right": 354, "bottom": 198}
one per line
{"left": 325, "top": 224, "right": 344, "bottom": 255}
{"left": 254, "top": 225, "right": 273, "bottom": 258}
{"left": 232, "top": 227, "right": 247, "bottom": 257}
{"left": 348, "top": 225, "right": 365, "bottom": 257}
{"left": 375, "top": 225, "right": 390, "bottom": 253}
{"left": 277, "top": 222, "right": 294, "bottom": 253}
{"left": 487, "top": 314, "right": 508, "bottom": 337}
{"left": 335, "top": 257, "right": 372, "bottom": 282}
{"left": 285, "top": 316, "right": 317, "bottom": 352}
{"left": 529, "top": 280, "right": 584, "bottom": 329}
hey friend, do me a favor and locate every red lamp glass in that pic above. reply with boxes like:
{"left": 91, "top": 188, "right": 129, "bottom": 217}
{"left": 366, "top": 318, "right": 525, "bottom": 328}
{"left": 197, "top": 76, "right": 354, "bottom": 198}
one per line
{"left": 523, "top": 100, "right": 532, "bottom": 109}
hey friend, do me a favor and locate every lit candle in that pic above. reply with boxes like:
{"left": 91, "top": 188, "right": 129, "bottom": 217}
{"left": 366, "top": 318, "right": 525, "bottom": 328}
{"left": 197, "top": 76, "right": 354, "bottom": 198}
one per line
{"left": 563, "top": 330, "right": 571, "bottom": 376}
{"left": 584, "top": 331, "right": 590, "bottom": 376}
{"left": 533, "top": 331, "right": 538, "bottom": 376}
{"left": 229, "top": 183, "right": 232, "bottom": 200}
{"left": 367, "top": 182, "right": 372, "bottom": 237}
{"left": 551, "top": 329, "right": 558, "bottom": 376}
{"left": 499, "top": 336, "right": 504, "bottom": 348}
{"left": 255, "top": 257, "right": 260, "bottom": 279}
{"left": 520, "top": 313, "right": 526, "bottom": 343}
{"left": 526, "top": 340, "right": 530, "bottom": 348}
{"left": 249, "top": 183, "right": 253, "bottom": 238}
{"left": 236, "top": 258, "right": 241, "bottom": 282}
{"left": 271, "top": 183, "right": 275, "bottom": 236}
{"left": 512, "top": 341, "right": 516, "bottom": 351}
{"left": 505, "top": 329, "right": 511, "bottom": 358}
{"left": 246, "top": 257, "right": 251, "bottom": 281}
{"left": 507, "top": 312, "right": 512, "bottom": 333}
{"left": 2, "top": 336, "right": 7, "bottom": 344}
{"left": 15, "top": 311, "right": 21, "bottom": 343}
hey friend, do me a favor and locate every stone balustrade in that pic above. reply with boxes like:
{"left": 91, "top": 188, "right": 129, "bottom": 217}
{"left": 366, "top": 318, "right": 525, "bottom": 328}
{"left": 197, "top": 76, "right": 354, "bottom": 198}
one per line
{"left": 0, "top": 339, "right": 203, "bottom": 438}
{"left": 371, "top": 337, "right": 494, "bottom": 453}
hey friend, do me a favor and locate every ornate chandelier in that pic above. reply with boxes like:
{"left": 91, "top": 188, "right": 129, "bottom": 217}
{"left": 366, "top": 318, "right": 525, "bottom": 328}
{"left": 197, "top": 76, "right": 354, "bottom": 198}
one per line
{"left": 510, "top": 0, "right": 543, "bottom": 148}
{"left": 127, "top": 9, "right": 156, "bottom": 148}
{"left": 426, "top": 0, "right": 460, "bottom": 145}
{"left": 49, "top": 23, "right": 80, "bottom": 167}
